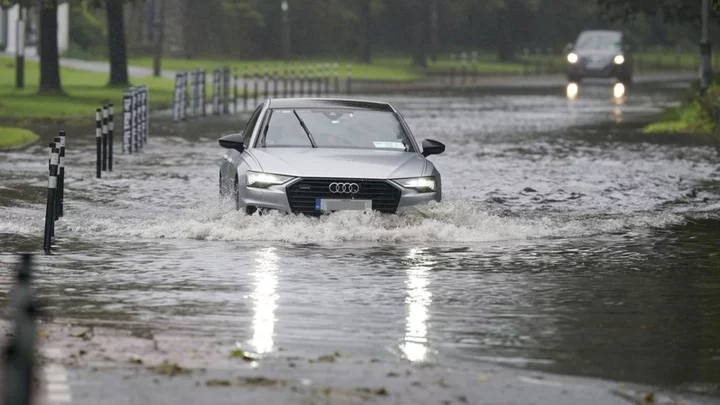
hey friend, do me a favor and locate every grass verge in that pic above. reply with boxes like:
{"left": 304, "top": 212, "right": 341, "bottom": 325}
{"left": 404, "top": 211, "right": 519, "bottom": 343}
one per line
{"left": 0, "top": 127, "right": 39, "bottom": 149}
{"left": 0, "top": 56, "right": 175, "bottom": 121}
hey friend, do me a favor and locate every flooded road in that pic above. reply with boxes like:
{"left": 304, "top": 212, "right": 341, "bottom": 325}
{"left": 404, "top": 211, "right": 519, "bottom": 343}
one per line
{"left": 2, "top": 81, "right": 720, "bottom": 403}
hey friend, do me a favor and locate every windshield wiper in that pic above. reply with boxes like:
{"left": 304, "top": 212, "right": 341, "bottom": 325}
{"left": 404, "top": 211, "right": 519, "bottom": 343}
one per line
{"left": 293, "top": 110, "right": 317, "bottom": 148}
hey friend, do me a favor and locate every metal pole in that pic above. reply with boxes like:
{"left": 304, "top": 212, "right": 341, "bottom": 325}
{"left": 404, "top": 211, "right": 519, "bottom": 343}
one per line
{"left": 700, "top": 0, "right": 712, "bottom": 94}
{"left": 96, "top": 109, "right": 102, "bottom": 179}
{"left": 53, "top": 136, "right": 61, "bottom": 221}
{"left": 123, "top": 91, "right": 133, "bottom": 154}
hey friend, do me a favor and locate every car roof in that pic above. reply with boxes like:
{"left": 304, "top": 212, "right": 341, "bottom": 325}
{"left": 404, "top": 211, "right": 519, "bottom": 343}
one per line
{"left": 266, "top": 98, "right": 395, "bottom": 112}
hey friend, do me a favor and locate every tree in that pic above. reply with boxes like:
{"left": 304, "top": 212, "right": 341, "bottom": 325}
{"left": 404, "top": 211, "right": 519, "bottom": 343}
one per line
{"left": 104, "top": 0, "right": 129, "bottom": 86}
{"left": 0, "top": 0, "right": 63, "bottom": 93}
{"left": 596, "top": 0, "right": 720, "bottom": 22}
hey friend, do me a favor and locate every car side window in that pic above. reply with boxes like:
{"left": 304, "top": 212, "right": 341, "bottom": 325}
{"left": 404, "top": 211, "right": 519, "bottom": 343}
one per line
{"left": 243, "top": 105, "right": 263, "bottom": 148}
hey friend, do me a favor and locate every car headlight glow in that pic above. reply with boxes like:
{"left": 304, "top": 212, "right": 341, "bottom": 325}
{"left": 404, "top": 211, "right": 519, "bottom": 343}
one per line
{"left": 567, "top": 53, "right": 578, "bottom": 64}
{"left": 395, "top": 177, "right": 436, "bottom": 193}
{"left": 614, "top": 55, "right": 625, "bottom": 64}
{"left": 246, "top": 171, "right": 293, "bottom": 188}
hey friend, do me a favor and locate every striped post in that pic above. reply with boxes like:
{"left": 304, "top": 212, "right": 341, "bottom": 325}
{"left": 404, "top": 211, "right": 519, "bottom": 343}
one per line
{"left": 108, "top": 104, "right": 114, "bottom": 171}
{"left": 273, "top": 66, "right": 279, "bottom": 99}
{"left": 58, "top": 130, "right": 66, "bottom": 217}
{"left": 173, "top": 73, "right": 183, "bottom": 122}
{"left": 213, "top": 67, "right": 221, "bottom": 115}
{"left": 300, "top": 65, "right": 306, "bottom": 97}
{"left": 44, "top": 146, "right": 59, "bottom": 253}
{"left": 346, "top": 64, "right": 352, "bottom": 95}
{"left": 316, "top": 64, "right": 322, "bottom": 97}
{"left": 102, "top": 106, "right": 109, "bottom": 171}
{"left": 283, "top": 64, "right": 288, "bottom": 98}
{"left": 53, "top": 136, "right": 61, "bottom": 221}
{"left": 96, "top": 109, "right": 102, "bottom": 178}
{"left": 324, "top": 62, "right": 331, "bottom": 96}
{"left": 200, "top": 69, "right": 207, "bottom": 117}
{"left": 263, "top": 66, "right": 269, "bottom": 98}
{"left": 143, "top": 86, "right": 149, "bottom": 146}
{"left": 233, "top": 68, "right": 239, "bottom": 113}
{"left": 333, "top": 62, "right": 339, "bottom": 94}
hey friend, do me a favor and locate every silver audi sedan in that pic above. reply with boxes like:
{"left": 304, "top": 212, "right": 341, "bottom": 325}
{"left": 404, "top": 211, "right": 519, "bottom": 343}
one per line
{"left": 218, "top": 98, "right": 445, "bottom": 215}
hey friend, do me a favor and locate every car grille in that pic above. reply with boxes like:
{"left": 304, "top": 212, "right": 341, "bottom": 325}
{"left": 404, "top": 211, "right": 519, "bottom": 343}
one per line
{"left": 286, "top": 178, "right": 401, "bottom": 215}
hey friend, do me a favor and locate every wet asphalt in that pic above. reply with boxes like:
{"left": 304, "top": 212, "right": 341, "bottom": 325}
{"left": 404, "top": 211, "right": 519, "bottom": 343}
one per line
{"left": 1, "top": 77, "right": 720, "bottom": 404}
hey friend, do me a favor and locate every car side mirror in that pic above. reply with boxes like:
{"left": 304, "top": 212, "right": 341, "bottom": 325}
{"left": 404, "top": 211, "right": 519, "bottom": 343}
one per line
{"left": 421, "top": 139, "right": 445, "bottom": 157}
{"left": 219, "top": 133, "right": 245, "bottom": 153}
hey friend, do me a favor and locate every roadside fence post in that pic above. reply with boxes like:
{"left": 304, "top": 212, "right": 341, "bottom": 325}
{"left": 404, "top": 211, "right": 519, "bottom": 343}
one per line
{"left": 233, "top": 67, "right": 239, "bottom": 113}
{"left": 547, "top": 47, "right": 554, "bottom": 74}
{"left": 223, "top": 66, "right": 231, "bottom": 114}
{"left": 52, "top": 136, "right": 61, "bottom": 222}
{"left": 182, "top": 73, "right": 188, "bottom": 121}
{"left": 123, "top": 90, "right": 133, "bottom": 154}
{"left": 290, "top": 63, "right": 296, "bottom": 98}
{"left": 44, "top": 145, "right": 58, "bottom": 253}
{"left": 189, "top": 70, "right": 196, "bottom": 118}
{"left": 254, "top": 65, "right": 259, "bottom": 106}
{"left": 450, "top": 53, "right": 456, "bottom": 87}
{"left": 95, "top": 109, "right": 102, "bottom": 178}
{"left": 324, "top": 62, "right": 330, "bottom": 96}
{"left": 143, "top": 85, "right": 149, "bottom": 146}
{"left": 460, "top": 52, "right": 467, "bottom": 85}
{"left": 315, "top": 63, "right": 324, "bottom": 97}
{"left": 108, "top": 104, "right": 114, "bottom": 171}
{"left": 333, "top": 62, "right": 339, "bottom": 94}
{"left": 263, "top": 66, "right": 269, "bottom": 97}
{"left": 309, "top": 64, "right": 315, "bottom": 97}
{"left": 173, "top": 73, "right": 182, "bottom": 122}
{"left": 300, "top": 65, "right": 306, "bottom": 97}
{"left": 272, "top": 66, "right": 279, "bottom": 99}
{"left": 213, "top": 67, "right": 221, "bottom": 115}
{"left": 200, "top": 69, "right": 207, "bottom": 117}
{"left": 534, "top": 48, "right": 541, "bottom": 74}
{"left": 283, "top": 63, "right": 288, "bottom": 98}
{"left": 471, "top": 51, "right": 478, "bottom": 83}
{"left": 58, "top": 130, "right": 66, "bottom": 217}
{"left": 243, "top": 67, "right": 249, "bottom": 111}
{"left": 102, "top": 105, "right": 109, "bottom": 171}
{"left": 346, "top": 64, "right": 352, "bottom": 95}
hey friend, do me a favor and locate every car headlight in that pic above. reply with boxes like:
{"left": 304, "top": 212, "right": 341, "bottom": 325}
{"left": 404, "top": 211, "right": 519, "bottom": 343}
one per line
{"left": 246, "top": 171, "right": 293, "bottom": 188}
{"left": 614, "top": 55, "right": 625, "bottom": 64}
{"left": 394, "top": 177, "right": 436, "bottom": 193}
{"left": 567, "top": 53, "right": 578, "bottom": 64}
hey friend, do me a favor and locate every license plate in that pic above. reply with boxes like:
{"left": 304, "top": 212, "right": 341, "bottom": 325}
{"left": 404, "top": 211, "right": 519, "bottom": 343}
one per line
{"left": 315, "top": 198, "right": 372, "bottom": 212}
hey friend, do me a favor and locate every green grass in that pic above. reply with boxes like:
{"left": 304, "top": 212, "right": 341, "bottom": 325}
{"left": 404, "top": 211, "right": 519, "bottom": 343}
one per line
{"left": 0, "top": 126, "right": 39, "bottom": 149}
{"left": 130, "top": 56, "right": 424, "bottom": 81}
{"left": 0, "top": 56, "right": 175, "bottom": 120}
{"left": 644, "top": 105, "right": 695, "bottom": 134}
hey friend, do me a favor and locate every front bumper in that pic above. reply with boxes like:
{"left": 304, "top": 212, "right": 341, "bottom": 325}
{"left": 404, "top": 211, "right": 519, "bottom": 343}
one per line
{"left": 237, "top": 178, "right": 441, "bottom": 215}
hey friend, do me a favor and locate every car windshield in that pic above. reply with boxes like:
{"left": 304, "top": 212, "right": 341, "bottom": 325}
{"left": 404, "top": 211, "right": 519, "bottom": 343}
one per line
{"left": 575, "top": 32, "right": 621, "bottom": 51}
{"left": 256, "top": 108, "right": 413, "bottom": 151}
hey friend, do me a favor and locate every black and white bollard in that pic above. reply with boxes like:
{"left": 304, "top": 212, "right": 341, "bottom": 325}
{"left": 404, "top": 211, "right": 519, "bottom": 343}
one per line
{"left": 290, "top": 64, "right": 296, "bottom": 98}
{"left": 324, "top": 62, "right": 331, "bottom": 96}
{"left": 283, "top": 64, "right": 288, "bottom": 98}
{"left": 132, "top": 87, "right": 141, "bottom": 151}
{"left": 143, "top": 85, "right": 149, "bottom": 146}
{"left": 309, "top": 64, "right": 315, "bottom": 97}
{"left": 108, "top": 104, "right": 114, "bottom": 171}
{"left": 102, "top": 105, "right": 109, "bottom": 171}
{"left": 53, "top": 136, "right": 61, "bottom": 221}
{"left": 189, "top": 71, "right": 197, "bottom": 118}
{"left": 58, "top": 130, "right": 66, "bottom": 217}
{"left": 300, "top": 65, "right": 306, "bottom": 97}
{"left": 201, "top": 69, "right": 207, "bottom": 117}
{"left": 44, "top": 146, "right": 59, "bottom": 253}
{"left": 95, "top": 109, "right": 102, "bottom": 178}
{"left": 316, "top": 64, "right": 322, "bottom": 97}
{"left": 2, "top": 254, "right": 38, "bottom": 405}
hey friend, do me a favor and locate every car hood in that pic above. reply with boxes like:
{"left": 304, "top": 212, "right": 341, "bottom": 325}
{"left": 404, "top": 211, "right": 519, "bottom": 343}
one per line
{"left": 574, "top": 49, "right": 621, "bottom": 59}
{"left": 248, "top": 148, "right": 428, "bottom": 179}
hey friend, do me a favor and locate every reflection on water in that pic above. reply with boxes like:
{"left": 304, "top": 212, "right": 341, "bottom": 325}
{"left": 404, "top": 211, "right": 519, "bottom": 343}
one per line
{"left": 400, "top": 247, "right": 435, "bottom": 362}
{"left": 566, "top": 82, "right": 579, "bottom": 100}
{"left": 613, "top": 82, "right": 626, "bottom": 102}
{"left": 250, "top": 247, "right": 279, "bottom": 354}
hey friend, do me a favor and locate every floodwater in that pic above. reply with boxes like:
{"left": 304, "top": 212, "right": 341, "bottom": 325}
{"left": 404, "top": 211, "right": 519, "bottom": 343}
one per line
{"left": 1, "top": 82, "right": 720, "bottom": 397}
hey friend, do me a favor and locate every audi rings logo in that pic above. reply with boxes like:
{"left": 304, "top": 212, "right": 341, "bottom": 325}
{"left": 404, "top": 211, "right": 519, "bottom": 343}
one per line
{"left": 329, "top": 182, "right": 360, "bottom": 194}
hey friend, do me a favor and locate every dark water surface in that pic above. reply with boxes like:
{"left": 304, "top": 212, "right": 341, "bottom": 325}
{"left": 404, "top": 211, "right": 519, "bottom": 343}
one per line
{"left": 1, "top": 83, "right": 719, "bottom": 396}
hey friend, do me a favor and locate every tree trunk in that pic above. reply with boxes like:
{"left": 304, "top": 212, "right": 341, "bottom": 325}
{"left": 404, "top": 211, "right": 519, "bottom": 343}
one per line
{"left": 495, "top": 5, "right": 514, "bottom": 62}
{"left": 359, "top": 0, "right": 371, "bottom": 63}
{"left": 107, "top": 0, "right": 130, "bottom": 86}
{"left": 39, "top": 0, "right": 62, "bottom": 94}
{"left": 411, "top": 2, "right": 426, "bottom": 68}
